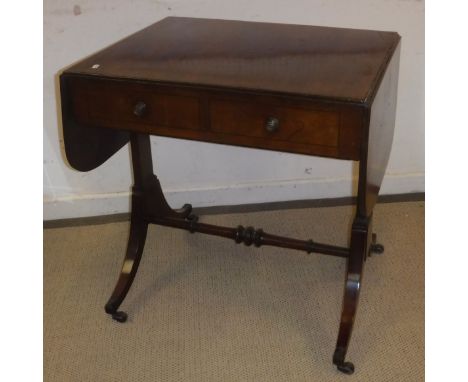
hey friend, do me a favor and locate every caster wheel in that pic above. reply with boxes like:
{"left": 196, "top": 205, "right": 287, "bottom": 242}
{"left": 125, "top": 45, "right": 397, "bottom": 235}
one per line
{"left": 181, "top": 203, "right": 192, "bottom": 211}
{"left": 370, "top": 243, "right": 384, "bottom": 254}
{"left": 337, "top": 361, "right": 355, "bottom": 375}
{"left": 111, "top": 311, "right": 128, "bottom": 323}
{"left": 369, "top": 233, "right": 384, "bottom": 255}
{"left": 180, "top": 203, "right": 193, "bottom": 217}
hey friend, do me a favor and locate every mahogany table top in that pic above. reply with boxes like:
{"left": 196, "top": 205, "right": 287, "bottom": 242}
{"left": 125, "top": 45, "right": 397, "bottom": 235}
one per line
{"left": 65, "top": 17, "right": 400, "bottom": 103}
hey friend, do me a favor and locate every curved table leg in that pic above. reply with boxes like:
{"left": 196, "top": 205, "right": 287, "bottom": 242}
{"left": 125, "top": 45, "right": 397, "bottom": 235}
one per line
{"left": 333, "top": 220, "right": 368, "bottom": 374}
{"left": 104, "top": 205, "right": 148, "bottom": 322}
{"left": 104, "top": 133, "right": 191, "bottom": 323}
{"left": 332, "top": 44, "right": 399, "bottom": 373}
{"left": 332, "top": 44, "right": 399, "bottom": 372}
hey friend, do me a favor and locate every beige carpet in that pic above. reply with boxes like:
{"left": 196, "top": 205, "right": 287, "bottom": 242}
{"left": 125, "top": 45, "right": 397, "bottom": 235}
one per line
{"left": 44, "top": 201, "right": 424, "bottom": 382}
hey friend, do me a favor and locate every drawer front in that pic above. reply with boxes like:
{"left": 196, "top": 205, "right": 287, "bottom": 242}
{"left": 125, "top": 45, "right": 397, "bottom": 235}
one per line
{"left": 210, "top": 99, "right": 340, "bottom": 147}
{"left": 70, "top": 78, "right": 201, "bottom": 131}
{"left": 64, "top": 75, "right": 362, "bottom": 160}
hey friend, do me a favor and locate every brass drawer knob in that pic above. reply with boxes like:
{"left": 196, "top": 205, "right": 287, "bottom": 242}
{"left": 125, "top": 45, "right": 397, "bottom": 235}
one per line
{"left": 133, "top": 101, "right": 147, "bottom": 117}
{"left": 265, "top": 117, "right": 280, "bottom": 133}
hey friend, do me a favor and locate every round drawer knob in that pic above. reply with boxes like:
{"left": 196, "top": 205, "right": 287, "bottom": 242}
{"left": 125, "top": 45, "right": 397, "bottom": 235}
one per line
{"left": 265, "top": 117, "right": 280, "bottom": 133}
{"left": 133, "top": 101, "right": 147, "bottom": 117}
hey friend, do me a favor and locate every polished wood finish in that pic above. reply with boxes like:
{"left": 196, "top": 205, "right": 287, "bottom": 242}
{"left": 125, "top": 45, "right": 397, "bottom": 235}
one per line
{"left": 61, "top": 75, "right": 364, "bottom": 163}
{"left": 61, "top": 17, "right": 399, "bottom": 170}
{"left": 65, "top": 16, "right": 399, "bottom": 101}
{"left": 105, "top": 134, "right": 191, "bottom": 322}
{"left": 333, "top": 41, "right": 401, "bottom": 374}
{"left": 209, "top": 99, "right": 340, "bottom": 146}
{"left": 105, "top": 134, "right": 351, "bottom": 324}
{"left": 71, "top": 77, "right": 202, "bottom": 131}
{"left": 59, "top": 17, "right": 401, "bottom": 374}
{"left": 60, "top": 77, "right": 129, "bottom": 172}
{"left": 362, "top": 44, "right": 401, "bottom": 218}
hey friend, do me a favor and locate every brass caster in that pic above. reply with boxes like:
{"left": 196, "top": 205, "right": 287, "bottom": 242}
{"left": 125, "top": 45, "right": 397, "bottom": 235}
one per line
{"left": 336, "top": 361, "right": 355, "bottom": 375}
{"left": 111, "top": 311, "right": 128, "bottom": 323}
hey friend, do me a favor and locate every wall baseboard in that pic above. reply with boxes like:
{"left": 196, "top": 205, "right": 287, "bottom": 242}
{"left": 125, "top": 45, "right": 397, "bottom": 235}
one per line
{"left": 44, "top": 172, "right": 424, "bottom": 226}
{"left": 43, "top": 192, "right": 424, "bottom": 229}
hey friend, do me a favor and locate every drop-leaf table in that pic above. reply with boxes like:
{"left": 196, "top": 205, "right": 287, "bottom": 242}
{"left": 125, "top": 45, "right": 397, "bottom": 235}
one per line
{"left": 60, "top": 16, "right": 400, "bottom": 375}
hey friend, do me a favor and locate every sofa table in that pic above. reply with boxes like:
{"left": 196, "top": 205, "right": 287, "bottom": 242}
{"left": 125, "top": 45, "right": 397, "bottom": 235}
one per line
{"left": 60, "top": 16, "right": 400, "bottom": 375}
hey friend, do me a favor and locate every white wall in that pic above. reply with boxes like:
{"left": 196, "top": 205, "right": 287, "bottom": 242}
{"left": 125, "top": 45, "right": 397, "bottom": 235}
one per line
{"left": 44, "top": 0, "right": 424, "bottom": 220}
